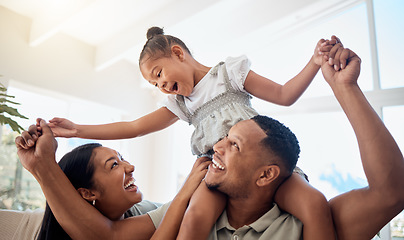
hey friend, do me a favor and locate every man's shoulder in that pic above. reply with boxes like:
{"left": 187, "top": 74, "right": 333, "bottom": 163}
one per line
{"left": 262, "top": 208, "right": 303, "bottom": 239}
{"left": 208, "top": 205, "right": 303, "bottom": 240}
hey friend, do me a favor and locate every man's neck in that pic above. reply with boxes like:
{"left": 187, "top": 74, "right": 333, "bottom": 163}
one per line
{"left": 226, "top": 196, "right": 274, "bottom": 229}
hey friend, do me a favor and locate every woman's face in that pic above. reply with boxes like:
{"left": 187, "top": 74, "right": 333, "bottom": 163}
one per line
{"left": 90, "top": 147, "right": 142, "bottom": 220}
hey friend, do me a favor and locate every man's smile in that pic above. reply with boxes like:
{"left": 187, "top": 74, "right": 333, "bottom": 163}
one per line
{"left": 212, "top": 156, "right": 225, "bottom": 170}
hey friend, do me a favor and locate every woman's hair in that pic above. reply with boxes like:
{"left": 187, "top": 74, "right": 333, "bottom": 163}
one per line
{"left": 139, "top": 26, "right": 192, "bottom": 64}
{"left": 37, "top": 143, "right": 102, "bottom": 240}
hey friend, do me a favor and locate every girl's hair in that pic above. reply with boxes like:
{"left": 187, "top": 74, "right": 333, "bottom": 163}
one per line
{"left": 37, "top": 143, "right": 102, "bottom": 240}
{"left": 139, "top": 26, "right": 191, "bottom": 64}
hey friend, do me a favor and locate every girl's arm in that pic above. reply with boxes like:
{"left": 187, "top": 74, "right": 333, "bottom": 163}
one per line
{"left": 244, "top": 38, "right": 335, "bottom": 106}
{"left": 49, "top": 107, "right": 178, "bottom": 139}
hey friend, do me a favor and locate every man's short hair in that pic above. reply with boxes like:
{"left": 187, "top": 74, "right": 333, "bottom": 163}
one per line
{"left": 251, "top": 115, "right": 300, "bottom": 174}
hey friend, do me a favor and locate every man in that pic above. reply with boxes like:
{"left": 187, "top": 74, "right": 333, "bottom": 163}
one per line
{"left": 202, "top": 115, "right": 304, "bottom": 239}
{"left": 16, "top": 44, "right": 404, "bottom": 239}
{"left": 148, "top": 45, "right": 404, "bottom": 239}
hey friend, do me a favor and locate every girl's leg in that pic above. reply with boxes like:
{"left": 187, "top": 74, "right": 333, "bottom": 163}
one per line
{"left": 274, "top": 172, "right": 336, "bottom": 240}
{"left": 177, "top": 181, "right": 226, "bottom": 240}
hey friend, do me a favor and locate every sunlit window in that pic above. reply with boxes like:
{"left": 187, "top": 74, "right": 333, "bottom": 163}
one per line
{"left": 374, "top": 0, "right": 404, "bottom": 89}
{"left": 0, "top": 82, "right": 126, "bottom": 211}
{"left": 383, "top": 105, "right": 404, "bottom": 238}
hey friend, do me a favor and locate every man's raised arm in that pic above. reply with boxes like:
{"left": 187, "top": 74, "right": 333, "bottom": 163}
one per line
{"left": 321, "top": 46, "right": 404, "bottom": 239}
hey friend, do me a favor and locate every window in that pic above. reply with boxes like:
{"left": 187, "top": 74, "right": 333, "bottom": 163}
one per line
{"left": 383, "top": 105, "right": 404, "bottom": 239}
{"left": 0, "top": 81, "right": 126, "bottom": 211}
{"left": 374, "top": 0, "right": 404, "bottom": 89}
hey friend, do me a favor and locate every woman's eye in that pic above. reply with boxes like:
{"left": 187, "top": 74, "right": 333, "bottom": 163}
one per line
{"left": 232, "top": 142, "right": 239, "bottom": 150}
{"left": 111, "top": 162, "right": 118, "bottom": 169}
{"left": 157, "top": 70, "right": 161, "bottom": 78}
{"left": 154, "top": 83, "right": 158, "bottom": 87}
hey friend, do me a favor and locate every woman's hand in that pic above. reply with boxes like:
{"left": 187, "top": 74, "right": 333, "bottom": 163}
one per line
{"left": 48, "top": 117, "right": 78, "bottom": 138}
{"left": 15, "top": 118, "right": 58, "bottom": 176}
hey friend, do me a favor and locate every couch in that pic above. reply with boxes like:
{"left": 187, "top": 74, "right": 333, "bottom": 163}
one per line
{"left": 0, "top": 208, "right": 44, "bottom": 240}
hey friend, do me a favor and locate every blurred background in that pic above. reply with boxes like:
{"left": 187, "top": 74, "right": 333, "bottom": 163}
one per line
{"left": 0, "top": 0, "right": 403, "bottom": 238}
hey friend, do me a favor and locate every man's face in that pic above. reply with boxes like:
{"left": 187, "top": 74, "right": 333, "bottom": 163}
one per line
{"left": 205, "top": 119, "right": 268, "bottom": 198}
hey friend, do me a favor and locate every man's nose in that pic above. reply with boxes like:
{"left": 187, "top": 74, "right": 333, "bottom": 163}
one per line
{"left": 125, "top": 163, "right": 135, "bottom": 173}
{"left": 213, "top": 137, "right": 226, "bottom": 153}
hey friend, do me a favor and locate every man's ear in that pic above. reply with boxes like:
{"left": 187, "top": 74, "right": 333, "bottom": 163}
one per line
{"left": 256, "top": 165, "right": 280, "bottom": 187}
{"left": 77, "top": 188, "right": 96, "bottom": 202}
{"left": 171, "top": 45, "right": 185, "bottom": 61}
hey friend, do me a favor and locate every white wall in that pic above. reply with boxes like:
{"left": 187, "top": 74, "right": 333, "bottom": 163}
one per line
{"left": 0, "top": 6, "right": 176, "bottom": 203}
{"left": 0, "top": 6, "right": 145, "bottom": 113}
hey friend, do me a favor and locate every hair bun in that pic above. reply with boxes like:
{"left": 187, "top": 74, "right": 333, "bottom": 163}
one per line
{"left": 146, "top": 26, "right": 164, "bottom": 40}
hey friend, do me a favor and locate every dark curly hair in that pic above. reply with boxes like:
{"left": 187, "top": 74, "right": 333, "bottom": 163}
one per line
{"left": 139, "top": 26, "right": 192, "bottom": 64}
{"left": 251, "top": 115, "right": 300, "bottom": 175}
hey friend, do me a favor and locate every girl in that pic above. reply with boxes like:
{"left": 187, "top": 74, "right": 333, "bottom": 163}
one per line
{"left": 49, "top": 27, "right": 337, "bottom": 240}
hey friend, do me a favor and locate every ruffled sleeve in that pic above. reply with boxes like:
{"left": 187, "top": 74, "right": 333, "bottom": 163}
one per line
{"left": 224, "top": 55, "right": 252, "bottom": 92}
{"left": 158, "top": 95, "right": 189, "bottom": 122}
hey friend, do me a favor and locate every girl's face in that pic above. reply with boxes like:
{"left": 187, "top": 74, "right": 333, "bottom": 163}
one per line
{"left": 140, "top": 50, "right": 196, "bottom": 97}
{"left": 90, "top": 147, "right": 142, "bottom": 220}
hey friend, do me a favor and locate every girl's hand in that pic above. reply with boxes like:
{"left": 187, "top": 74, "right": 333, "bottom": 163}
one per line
{"left": 315, "top": 36, "right": 340, "bottom": 66}
{"left": 177, "top": 157, "right": 211, "bottom": 201}
{"left": 48, "top": 117, "right": 78, "bottom": 138}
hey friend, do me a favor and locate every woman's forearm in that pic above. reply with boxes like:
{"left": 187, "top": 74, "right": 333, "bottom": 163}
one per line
{"left": 35, "top": 162, "right": 115, "bottom": 240}
{"left": 150, "top": 195, "right": 189, "bottom": 240}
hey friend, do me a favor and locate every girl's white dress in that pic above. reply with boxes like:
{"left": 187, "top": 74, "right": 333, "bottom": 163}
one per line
{"left": 162, "top": 56, "right": 258, "bottom": 157}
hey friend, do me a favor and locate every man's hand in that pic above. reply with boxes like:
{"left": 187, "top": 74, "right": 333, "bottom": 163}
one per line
{"left": 321, "top": 44, "right": 361, "bottom": 87}
{"left": 15, "top": 118, "right": 58, "bottom": 176}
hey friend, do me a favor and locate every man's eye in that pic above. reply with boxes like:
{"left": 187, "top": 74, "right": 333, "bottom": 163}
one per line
{"left": 231, "top": 141, "right": 239, "bottom": 150}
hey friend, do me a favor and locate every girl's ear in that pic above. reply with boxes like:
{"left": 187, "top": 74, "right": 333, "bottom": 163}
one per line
{"left": 171, "top": 45, "right": 185, "bottom": 61}
{"left": 77, "top": 188, "right": 96, "bottom": 202}
{"left": 256, "top": 165, "right": 280, "bottom": 187}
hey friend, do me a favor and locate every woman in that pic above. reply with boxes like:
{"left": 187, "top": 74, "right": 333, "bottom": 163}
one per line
{"left": 16, "top": 120, "right": 210, "bottom": 240}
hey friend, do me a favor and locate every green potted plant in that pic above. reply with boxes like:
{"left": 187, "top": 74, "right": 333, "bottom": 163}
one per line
{"left": 0, "top": 81, "right": 28, "bottom": 133}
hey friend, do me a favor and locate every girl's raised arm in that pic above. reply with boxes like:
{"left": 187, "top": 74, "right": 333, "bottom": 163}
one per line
{"left": 49, "top": 107, "right": 179, "bottom": 139}
{"left": 244, "top": 38, "right": 336, "bottom": 106}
